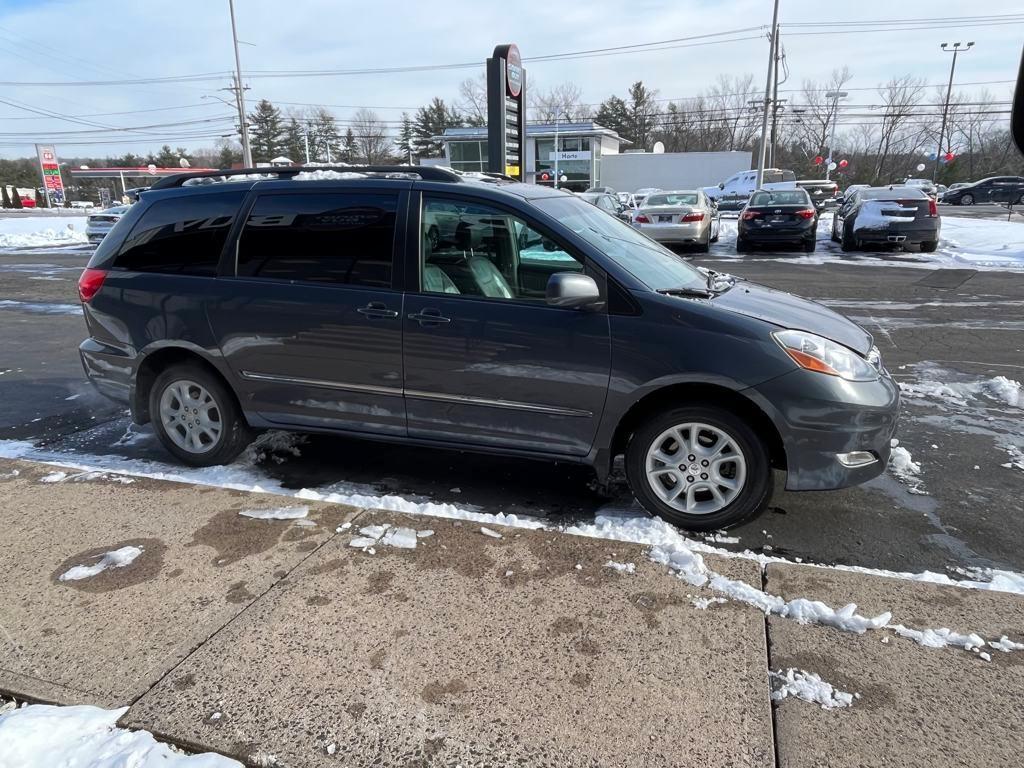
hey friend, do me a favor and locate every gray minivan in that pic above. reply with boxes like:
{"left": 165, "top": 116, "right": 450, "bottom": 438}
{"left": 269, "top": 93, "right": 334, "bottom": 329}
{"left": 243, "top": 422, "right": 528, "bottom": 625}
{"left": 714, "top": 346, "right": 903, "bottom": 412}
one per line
{"left": 77, "top": 166, "right": 899, "bottom": 530}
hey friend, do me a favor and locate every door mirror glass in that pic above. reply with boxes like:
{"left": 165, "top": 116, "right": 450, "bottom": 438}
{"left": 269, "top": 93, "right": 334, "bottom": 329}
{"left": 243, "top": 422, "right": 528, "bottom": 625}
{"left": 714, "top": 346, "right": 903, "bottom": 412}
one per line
{"left": 718, "top": 182, "right": 725, "bottom": 190}
{"left": 546, "top": 272, "right": 601, "bottom": 308}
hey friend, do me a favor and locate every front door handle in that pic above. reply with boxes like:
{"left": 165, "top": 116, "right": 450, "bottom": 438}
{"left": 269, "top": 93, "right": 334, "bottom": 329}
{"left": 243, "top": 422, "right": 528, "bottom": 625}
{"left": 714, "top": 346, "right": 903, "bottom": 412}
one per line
{"left": 408, "top": 308, "right": 452, "bottom": 326}
{"left": 357, "top": 302, "right": 399, "bottom": 319}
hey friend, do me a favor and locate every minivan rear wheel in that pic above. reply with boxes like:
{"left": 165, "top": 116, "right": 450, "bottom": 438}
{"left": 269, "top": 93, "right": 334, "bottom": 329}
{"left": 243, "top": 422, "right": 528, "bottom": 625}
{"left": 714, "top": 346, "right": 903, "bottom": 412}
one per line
{"left": 150, "top": 364, "right": 250, "bottom": 467}
{"left": 625, "top": 405, "right": 773, "bottom": 530}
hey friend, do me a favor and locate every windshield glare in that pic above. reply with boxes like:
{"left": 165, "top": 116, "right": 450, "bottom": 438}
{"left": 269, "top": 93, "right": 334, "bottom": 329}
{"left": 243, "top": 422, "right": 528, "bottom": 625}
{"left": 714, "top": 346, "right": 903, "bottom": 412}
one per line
{"left": 645, "top": 193, "right": 699, "bottom": 207}
{"left": 532, "top": 195, "right": 706, "bottom": 292}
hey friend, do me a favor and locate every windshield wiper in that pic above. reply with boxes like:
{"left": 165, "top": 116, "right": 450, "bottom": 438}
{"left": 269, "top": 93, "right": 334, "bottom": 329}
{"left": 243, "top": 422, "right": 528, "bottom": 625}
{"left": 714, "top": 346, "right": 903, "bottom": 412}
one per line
{"left": 658, "top": 287, "right": 713, "bottom": 298}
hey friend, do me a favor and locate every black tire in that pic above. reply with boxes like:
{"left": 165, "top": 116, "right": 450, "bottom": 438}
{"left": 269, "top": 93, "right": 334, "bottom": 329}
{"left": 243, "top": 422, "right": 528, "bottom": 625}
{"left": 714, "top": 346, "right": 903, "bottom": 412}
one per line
{"left": 830, "top": 220, "right": 839, "bottom": 242}
{"left": 149, "top": 363, "right": 251, "bottom": 467}
{"left": 735, "top": 235, "right": 748, "bottom": 253}
{"left": 1017, "top": 193, "right": 1024, "bottom": 206}
{"left": 625, "top": 404, "right": 773, "bottom": 531}
{"left": 920, "top": 240, "right": 938, "bottom": 253}
{"left": 960, "top": 193, "right": 974, "bottom": 206}
{"left": 711, "top": 221, "right": 720, "bottom": 243}
{"left": 803, "top": 237, "right": 816, "bottom": 253}
{"left": 695, "top": 232, "right": 711, "bottom": 253}
{"left": 840, "top": 223, "right": 858, "bottom": 252}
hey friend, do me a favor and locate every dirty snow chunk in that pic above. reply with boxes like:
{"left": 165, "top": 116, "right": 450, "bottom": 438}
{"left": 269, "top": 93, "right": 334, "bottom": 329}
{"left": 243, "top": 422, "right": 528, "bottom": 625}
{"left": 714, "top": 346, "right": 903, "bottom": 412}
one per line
{"left": 0, "top": 469, "right": 19, "bottom": 479}
{"left": 982, "top": 376, "right": 1021, "bottom": 407}
{"left": 60, "top": 546, "right": 143, "bottom": 581}
{"left": 0, "top": 703, "right": 241, "bottom": 766}
{"left": 358, "top": 524, "right": 389, "bottom": 539}
{"left": 770, "top": 668, "right": 856, "bottom": 709}
{"left": 1000, "top": 445, "right": 1024, "bottom": 471}
{"left": 294, "top": 518, "right": 317, "bottom": 527}
{"left": 480, "top": 526, "right": 503, "bottom": 539}
{"left": 416, "top": 529, "right": 434, "bottom": 538}
{"left": 989, "top": 635, "right": 1024, "bottom": 652}
{"left": 239, "top": 505, "right": 309, "bottom": 520}
{"left": 890, "top": 624, "right": 985, "bottom": 651}
{"left": 337, "top": 522, "right": 352, "bottom": 532}
{"left": 692, "top": 596, "right": 727, "bottom": 610}
{"left": 380, "top": 527, "right": 418, "bottom": 549}
{"left": 704, "top": 532, "right": 740, "bottom": 544}
{"left": 888, "top": 442, "right": 927, "bottom": 494}
{"left": 348, "top": 537, "right": 378, "bottom": 549}
{"left": 325, "top": 742, "right": 337, "bottom": 756}
{"left": 39, "top": 471, "right": 67, "bottom": 483}
{"left": 604, "top": 560, "right": 637, "bottom": 574}
{"left": 979, "top": 652, "right": 992, "bottom": 662}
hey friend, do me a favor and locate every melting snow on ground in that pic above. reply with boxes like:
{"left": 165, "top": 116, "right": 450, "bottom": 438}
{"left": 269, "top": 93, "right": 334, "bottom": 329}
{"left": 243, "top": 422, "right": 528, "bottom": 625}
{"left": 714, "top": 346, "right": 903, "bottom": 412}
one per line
{"left": 887, "top": 439, "right": 927, "bottom": 494}
{"left": 604, "top": 560, "right": 636, "bottom": 574}
{"left": 0, "top": 300, "right": 83, "bottom": 316}
{"left": 239, "top": 505, "right": 310, "bottom": 520}
{"left": 348, "top": 523, "right": 428, "bottom": 552}
{"left": 59, "top": 546, "right": 143, "bottom": 581}
{"left": 770, "top": 668, "right": 858, "bottom": 709}
{"left": 0, "top": 703, "right": 240, "bottom": 767}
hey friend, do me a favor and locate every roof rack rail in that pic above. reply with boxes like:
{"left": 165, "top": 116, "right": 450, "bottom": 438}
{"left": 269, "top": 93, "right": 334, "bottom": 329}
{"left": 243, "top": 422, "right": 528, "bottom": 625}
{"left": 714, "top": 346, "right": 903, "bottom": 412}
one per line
{"left": 149, "top": 165, "right": 462, "bottom": 190}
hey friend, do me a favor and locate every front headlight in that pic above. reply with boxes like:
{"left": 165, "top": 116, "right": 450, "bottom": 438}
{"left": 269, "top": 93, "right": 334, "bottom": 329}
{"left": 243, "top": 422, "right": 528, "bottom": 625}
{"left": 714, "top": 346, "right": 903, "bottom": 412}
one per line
{"left": 772, "top": 329, "right": 878, "bottom": 381}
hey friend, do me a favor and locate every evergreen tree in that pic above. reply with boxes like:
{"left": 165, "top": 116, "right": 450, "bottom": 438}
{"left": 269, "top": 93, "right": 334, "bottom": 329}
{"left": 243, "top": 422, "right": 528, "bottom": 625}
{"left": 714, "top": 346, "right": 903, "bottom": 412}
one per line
{"left": 283, "top": 117, "right": 306, "bottom": 164}
{"left": 626, "top": 81, "right": 660, "bottom": 150}
{"left": 412, "top": 97, "right": 463, "bottom": 157}
{"left": 395, "top": 113, "right": 415, "bottom": 161}
{"left": 12, "top": 189, "right": 23, "bottom": 209}
{"left": 594, "top": 95, "right": 631, "bottom": 142}
{"left": 35, "top": 189, "right": 45, "bottom": 208}
{"left": 308, "top": 108, "right": 341, "bottom": 162}
{"left": 155, "top": 145, "right": 180, "bottom": 167}
{"left": 216, "top": 144, "right": 242, "bottom": 169}
{"left": 1, "top": 185, "right": 11, "bottom": 209}
{"left": 342, "top": 127, "right": 357, "bottom": 163}
{"left": 248, "top": 99, "right": 285, "bottom": 163}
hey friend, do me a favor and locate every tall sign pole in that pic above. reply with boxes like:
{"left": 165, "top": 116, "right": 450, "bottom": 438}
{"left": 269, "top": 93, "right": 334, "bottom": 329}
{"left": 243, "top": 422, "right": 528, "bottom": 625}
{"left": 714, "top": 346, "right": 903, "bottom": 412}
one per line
{"left": 754, "top": 0, "right": 781, "bottom": 190}
{"left": 486, "top": 44, "right": 526, "bottom": 180}
{"left": 35, "top": 145, "right": 65, "bottom": 208}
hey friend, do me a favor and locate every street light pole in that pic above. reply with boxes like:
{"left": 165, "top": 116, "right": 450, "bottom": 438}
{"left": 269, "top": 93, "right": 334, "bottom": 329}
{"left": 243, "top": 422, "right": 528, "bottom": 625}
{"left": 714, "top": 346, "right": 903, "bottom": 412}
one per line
{"left": 755, "top": 0, "right": 781, "bottom": 190}
{"left": 934, "top": 41, "right": 973, "bottom": 182}
{"left": 227, "top": 0, "right": 253, "bottom": 167}
{"left": 824, "top": 90, "right": 847, "bottom": 181}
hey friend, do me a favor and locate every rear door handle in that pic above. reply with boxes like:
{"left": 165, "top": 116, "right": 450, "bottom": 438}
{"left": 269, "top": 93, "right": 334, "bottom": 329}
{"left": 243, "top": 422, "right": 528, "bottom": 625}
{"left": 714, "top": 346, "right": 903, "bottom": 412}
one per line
{"left": 357, "top": 302, "right": 398, "bottom": 319}
{"left": 408, "top": 308, "right": 451, "bottom": 326}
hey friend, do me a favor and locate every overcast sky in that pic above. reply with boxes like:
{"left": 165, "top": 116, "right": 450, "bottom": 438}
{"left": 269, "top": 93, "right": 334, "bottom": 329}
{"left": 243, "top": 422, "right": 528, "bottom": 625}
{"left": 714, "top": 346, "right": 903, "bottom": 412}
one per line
{"left": 0, "top": 0, "right": 1021, "bottom": 159}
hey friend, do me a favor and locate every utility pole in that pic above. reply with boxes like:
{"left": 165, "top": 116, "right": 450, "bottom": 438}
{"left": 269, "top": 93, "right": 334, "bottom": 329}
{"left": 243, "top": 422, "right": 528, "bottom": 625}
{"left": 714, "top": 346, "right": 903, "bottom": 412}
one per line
{"left": 934, "top": 41, "right": 973, "bottom": 182}
{"left": 769, "top": 31, "right": 782, "bottom": 168}
{"left": 228, "top": 0, "right": 252, "bottom": 167}
{"left": 824, "top": 90, "right": 847, "bottom": 181}
{"left": 303, "top": 124, "right": 310, "bottom": 164}
{"left": 755, "top": 0, "right": 781, "bottom": 189}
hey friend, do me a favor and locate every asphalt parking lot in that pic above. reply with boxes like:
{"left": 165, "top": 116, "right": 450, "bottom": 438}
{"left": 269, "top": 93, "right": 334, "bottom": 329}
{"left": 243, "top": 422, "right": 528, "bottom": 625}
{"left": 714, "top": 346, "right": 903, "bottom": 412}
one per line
{"left": 1, "top": 215, "right": 1022, "bottom": 579}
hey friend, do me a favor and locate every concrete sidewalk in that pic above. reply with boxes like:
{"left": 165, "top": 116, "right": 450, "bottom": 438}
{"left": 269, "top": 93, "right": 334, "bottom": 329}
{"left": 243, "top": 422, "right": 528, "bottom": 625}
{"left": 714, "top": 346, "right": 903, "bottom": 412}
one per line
{"left": 1, "top": 457, "right": 1022, "bottom": 767}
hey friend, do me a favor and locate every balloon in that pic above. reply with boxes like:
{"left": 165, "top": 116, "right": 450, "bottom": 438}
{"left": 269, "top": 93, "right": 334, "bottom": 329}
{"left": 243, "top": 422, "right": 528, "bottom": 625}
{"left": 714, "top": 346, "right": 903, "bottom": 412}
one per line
{"left": 945, "top": 152, "right": 955, "bottom": 162}
{"left": 827, "top": 161, "right": 837, "bottom": 171}
{"left": 814, "top": 156, "right": 823, "bottom": 165}
{"left": 916, "top": 163, "right": 926, "bottom": 172}
{"left": 928, "top": 152, "right": 937, "bottom": 161}
{"left": 839, "top": 159, "right": 849, "bottom": 169}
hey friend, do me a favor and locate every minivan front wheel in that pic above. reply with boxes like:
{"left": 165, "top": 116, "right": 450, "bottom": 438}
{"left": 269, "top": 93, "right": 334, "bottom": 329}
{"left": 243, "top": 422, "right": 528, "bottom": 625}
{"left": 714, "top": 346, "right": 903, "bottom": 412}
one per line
{"left": 626, "top": 406, "right": 772, "bottom": 530}
{"left": 150, "top": 364, "right": 250, "bottom": 466}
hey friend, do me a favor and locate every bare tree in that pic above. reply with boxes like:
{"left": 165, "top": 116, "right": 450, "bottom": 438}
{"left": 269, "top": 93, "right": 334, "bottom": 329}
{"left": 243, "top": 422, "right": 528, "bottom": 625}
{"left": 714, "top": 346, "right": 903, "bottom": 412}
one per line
{"left": 457, "top": 74, "right": 487, "bottom": 126}
{"left": 529, "top": 81, "right": 592, "bottom": 122}
{"left": 350, "top": 108, "right": 391, "bottom": 164}
{"left": 871, "top": 75, "right": 926, "bottom": 182}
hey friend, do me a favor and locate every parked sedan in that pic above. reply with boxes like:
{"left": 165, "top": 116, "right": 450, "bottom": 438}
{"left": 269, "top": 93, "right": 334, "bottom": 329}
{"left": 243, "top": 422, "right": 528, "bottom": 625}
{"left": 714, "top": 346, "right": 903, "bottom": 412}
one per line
{"left": 85, "top": 205, "right": 130, "bottom": 244}
{"left": 578, "top": 192, "right": 631, "bottom": 222}
{"left": 736, "top": 189, "right": 818, "bottom": 253}
{"left": 632, "top": 190, "right": 720, "bottom": 251}
{"left": 940, "top": 182, "right": 970, "bottom": 202}
{"left": 796, "top": 179, "right": 840, "bottom": 211}
{"left": 903, "top": 178, "right": 938, "bottom": 198}
{"left": 830, "top": 186, "right": 939, "bottom": 252}
{"left": 942, "top": 176, "right": 1024, "bottom": 206}
{"left": 633, "top": 187, "right": 662, "bottom": 206}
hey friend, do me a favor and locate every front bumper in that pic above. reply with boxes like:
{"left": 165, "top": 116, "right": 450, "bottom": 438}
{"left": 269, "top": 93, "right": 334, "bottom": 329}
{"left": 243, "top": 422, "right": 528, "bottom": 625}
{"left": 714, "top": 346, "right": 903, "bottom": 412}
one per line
{"left": 749, "top": 367, "right": 900, "bottom": 491}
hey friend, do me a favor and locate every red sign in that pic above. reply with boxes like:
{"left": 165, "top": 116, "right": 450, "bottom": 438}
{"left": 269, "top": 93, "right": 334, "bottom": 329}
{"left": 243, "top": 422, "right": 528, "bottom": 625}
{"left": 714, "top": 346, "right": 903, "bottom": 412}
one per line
{"left": 36, "top": 144, "right": 65, "bottom": 205}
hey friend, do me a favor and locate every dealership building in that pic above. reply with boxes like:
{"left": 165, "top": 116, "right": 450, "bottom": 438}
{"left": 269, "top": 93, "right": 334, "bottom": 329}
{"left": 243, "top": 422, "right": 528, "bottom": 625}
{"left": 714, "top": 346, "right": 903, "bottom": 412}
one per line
{"left": 437, "top": 122, "right": 628, "bottom": 190}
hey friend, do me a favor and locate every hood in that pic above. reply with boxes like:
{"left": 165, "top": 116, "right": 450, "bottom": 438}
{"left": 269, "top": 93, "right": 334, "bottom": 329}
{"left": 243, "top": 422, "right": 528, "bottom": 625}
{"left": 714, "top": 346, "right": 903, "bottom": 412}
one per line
{"left": 711, "top": 281, "right": 873, "bottom": 354}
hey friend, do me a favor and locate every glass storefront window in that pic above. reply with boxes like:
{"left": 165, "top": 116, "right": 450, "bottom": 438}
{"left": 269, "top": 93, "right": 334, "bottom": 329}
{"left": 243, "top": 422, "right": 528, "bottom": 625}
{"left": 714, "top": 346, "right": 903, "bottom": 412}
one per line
{"left": 448, "top": 141, "right": 487, "bottom": 173}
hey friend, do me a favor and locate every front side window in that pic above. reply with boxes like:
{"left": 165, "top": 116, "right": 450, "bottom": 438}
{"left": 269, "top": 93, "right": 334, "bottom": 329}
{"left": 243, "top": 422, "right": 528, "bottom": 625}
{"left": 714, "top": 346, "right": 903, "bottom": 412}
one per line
{"left": 237, "top": 192, "right": 397, "bottom": 287}
{"left": 115, "top": 191, "right": 244, "bottom": 276}
{"left": 420, "top": 197, "right": 583, "bottom": 301}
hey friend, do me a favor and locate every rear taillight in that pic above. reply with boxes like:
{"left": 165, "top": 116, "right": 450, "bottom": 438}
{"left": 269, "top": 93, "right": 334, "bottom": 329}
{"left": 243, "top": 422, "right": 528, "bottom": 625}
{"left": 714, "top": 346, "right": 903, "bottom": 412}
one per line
{"left": 634, "top": 214, "right": 650, "bottom": 224}
{"left": 741, "top": 211, "right": 761, "bottom": 220}
{"left": 78, "top": 268, "right": 107, "bottom": 303}
{"left": 796, "top": 209, "right": 816, "bottom": 219}
{"left": 927, "top": 198, "right": 938, "bottom": 217}
{"left": 681, "top": 212, "right": 705, "bottom": 222}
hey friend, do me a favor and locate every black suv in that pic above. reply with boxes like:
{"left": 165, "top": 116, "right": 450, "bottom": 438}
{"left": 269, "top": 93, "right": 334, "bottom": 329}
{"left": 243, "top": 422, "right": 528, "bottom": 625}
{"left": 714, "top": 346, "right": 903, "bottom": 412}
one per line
{"left": 78, "top": 166, "right": 899, "bottom": 530}
{"left": 941, "top": 176, "right": 1024, "bottom": 206}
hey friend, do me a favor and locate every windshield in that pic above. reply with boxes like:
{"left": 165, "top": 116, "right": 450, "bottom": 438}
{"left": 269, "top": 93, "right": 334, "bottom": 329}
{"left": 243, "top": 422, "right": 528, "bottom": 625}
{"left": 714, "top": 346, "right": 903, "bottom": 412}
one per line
{"left": 532, "top": 195, "right": 706, "bottom": 292}
{"left": 645, "top": 193, "right": 699, "bottom": 207}
{"left": 749, "top": 190, "right": 809, "bottom": 206}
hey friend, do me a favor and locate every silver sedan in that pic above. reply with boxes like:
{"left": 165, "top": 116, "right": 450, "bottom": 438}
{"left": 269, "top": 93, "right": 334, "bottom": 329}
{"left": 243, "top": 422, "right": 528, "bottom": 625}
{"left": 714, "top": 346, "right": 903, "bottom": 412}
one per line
{"left": 632, "top": 190, "right": 720, "bottom": 252}
{"left": 85, "top": 205, "right": 130, "bottom": 244}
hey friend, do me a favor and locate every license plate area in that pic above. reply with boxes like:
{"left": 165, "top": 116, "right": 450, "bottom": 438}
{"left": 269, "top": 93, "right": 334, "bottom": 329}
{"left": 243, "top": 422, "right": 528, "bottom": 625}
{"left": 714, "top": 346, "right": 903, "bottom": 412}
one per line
{"left": 658, "top": 215, "right": 673, "bottom": 223}
{"left": 770, "top": 215, "right": 789, "bottom": 223}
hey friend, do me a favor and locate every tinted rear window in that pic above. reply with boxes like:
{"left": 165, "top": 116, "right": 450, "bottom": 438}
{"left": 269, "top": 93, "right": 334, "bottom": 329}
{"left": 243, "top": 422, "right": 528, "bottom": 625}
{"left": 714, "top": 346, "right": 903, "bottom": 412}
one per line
{"left": 860, "top": 187, "right": 927, "bottom": 200}
{"left": 645, "top": 193, "right": 699, "bottom": 206}
{"left": 237, "top": 192, "right": 397, "bottom": 288}
{"left": 749, "top": 190, "right": 810, "bottom": 206}
{"left": 114, "top": 191, "right": 243, "bottom": 275}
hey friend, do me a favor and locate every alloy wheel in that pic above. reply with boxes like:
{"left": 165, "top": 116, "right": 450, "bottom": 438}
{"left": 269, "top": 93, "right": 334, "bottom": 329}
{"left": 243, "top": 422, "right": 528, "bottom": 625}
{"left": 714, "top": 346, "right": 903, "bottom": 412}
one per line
{"left": 645, "top": 422, "right": 747, "bottom": 515}
{"left": 159, "top": 379, "right": 223, "bottom": 454}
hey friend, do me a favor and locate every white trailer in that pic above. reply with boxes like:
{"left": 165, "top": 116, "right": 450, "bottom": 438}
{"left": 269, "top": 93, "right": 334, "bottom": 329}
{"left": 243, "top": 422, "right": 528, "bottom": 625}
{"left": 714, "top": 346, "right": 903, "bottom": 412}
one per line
{"left": 600, "top": 151, "right": 751, "bottom": 194}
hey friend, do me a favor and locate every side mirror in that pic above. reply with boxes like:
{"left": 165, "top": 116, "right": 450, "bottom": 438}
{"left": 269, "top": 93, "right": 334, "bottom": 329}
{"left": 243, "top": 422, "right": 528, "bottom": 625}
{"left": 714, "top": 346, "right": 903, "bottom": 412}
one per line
{"left": 718, "top": 182, "right": 725, "bottom": 190}
{"left": 546, "top": 273, "right": 602, "bottom": 309}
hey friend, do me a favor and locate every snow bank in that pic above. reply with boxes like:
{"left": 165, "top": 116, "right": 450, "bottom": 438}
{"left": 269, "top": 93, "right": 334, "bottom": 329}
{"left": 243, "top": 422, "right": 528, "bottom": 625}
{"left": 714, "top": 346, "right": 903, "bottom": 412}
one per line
{"left": 59, "top": 546, "right": 143, "bottom": 581}
{"left": 0, "top": 703, "right": 240, "bottom": 766}
{"left": 0, "top": 216, "right": 89, "bottom": 249}
{"left": 770, "top": 668, "right": 857, "bottom": 709}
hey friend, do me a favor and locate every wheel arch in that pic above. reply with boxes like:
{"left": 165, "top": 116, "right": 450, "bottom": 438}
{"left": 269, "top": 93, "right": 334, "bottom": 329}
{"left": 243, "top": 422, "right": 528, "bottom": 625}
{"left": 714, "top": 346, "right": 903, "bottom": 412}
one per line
{"left": 132, "top": 344, "right": 240, "bottom": 425}
{"left": 607, "top": 383, "right": 787, "bottom": 475}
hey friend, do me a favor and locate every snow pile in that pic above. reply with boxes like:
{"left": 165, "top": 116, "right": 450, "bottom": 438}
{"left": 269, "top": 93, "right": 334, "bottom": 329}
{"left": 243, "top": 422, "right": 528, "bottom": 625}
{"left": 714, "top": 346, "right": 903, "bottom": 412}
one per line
{"left": 0, "top": 703, "right": 241, "bottom": 766}
{"left": 239, "top": 505, "right": 309, "bottom": 521}
{"left": 59, "top": 546, "right": 143, "bottom": 581}
{"left": 889, "top": 624, "right": 985, "bottom": 652}
{"left": 348, "top": 523, "right": 427, "bottom": 552}
{"left": 692, "top": 596, "right": 727, "bottom": 610}
{"left": 989, "top": 635, "right": 1024, "bottom": 653}
{"left": 770, "top": 668, "right": 857, "bottom": 709}
{"left": 294, "top": 169, "right": 367, "bottom": 181}
{"left": 982, "top": 376, "right": 1022, "bottom": 407}
{"left": 899, "top": 374, "right": 1021, "bottom": 409}
{"left": 888, "top": 440, "right": 926, "bottom": 494}
{"left": 0, "top": 216, "right": 89, "bottom": 249}
{"left": 604, "top": 560, "right": 636, "bottom": 574}
{"left": 939, "top": 215, "right": 1024, "bottom": 270}
{"left": 38, "top": 469, "right": 134, "bottom": 485}
{"left": 853, "top": 200, "right": 917, "bottom": 232}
